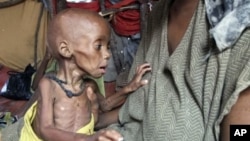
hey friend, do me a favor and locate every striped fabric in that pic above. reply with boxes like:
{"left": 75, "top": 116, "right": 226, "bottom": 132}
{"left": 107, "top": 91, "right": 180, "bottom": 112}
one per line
{"left": 109, "top": 0, "right": 250, "bottom": 141}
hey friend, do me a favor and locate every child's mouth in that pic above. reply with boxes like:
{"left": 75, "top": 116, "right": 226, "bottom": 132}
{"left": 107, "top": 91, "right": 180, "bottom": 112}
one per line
{"left": 99, "top": 66, "right": 106, "bottom": 74}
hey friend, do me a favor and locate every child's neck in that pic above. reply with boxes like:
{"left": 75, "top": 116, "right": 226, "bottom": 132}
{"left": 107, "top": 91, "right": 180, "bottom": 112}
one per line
{"left": 57, "top": 62, "right": 86, "bottom": 86}
{"left": 47, "top": 74, "right": 85, "bottom": 98}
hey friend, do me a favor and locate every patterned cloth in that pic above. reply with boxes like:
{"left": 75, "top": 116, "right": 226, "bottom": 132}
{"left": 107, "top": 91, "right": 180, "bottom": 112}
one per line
{"left": 205, "top": 0, "right": 250, "bottom": 50}
{"left": 0, "top": 112, "right": 18, "bottom": 131}
{"left": 108, "top": 0, "right": 250, "bottom": 140}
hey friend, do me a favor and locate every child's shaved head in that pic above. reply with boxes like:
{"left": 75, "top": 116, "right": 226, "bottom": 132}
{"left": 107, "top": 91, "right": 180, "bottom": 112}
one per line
{"left": 47, "top": 8, "right": 110, "bottom": 60}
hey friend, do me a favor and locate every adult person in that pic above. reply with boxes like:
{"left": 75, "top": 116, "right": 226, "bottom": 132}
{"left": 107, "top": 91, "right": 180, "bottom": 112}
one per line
{"left": 108, "top": 0, "right": 250, "bottom": 141}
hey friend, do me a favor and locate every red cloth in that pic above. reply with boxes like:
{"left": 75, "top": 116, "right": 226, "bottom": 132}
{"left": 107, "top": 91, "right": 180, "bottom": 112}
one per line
{"left": 66, "top": 1, "right": 100, "bottom": 12}
{"left": 105, "top": 0, "right": 140, "bottom": 36}
{"left": 0, "top": 96, "right": 27, "bottom": 115}
{"left": 64, "top": 0, "right": 140, "bottom": 36}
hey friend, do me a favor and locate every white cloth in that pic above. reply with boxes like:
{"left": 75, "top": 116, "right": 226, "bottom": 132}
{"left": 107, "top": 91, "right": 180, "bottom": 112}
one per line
{"left": 205, "top": 0, "right": 250, "bottom": 50}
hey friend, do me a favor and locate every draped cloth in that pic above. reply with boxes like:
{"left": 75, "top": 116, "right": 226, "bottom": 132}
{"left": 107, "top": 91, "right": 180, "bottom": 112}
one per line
{"left": 105, "top": 0, "right": 140, "bottom": 36}
{"left": 0, "top": 0, "right": 48, "bottom": 71}
{"left": 108, "top": 0, "right": 250, "bottom": 141}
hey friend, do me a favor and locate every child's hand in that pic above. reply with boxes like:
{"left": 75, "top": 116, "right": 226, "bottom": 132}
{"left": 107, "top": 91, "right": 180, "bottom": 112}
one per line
{"left": 126, "top": 63, "right": 151, "bottom": 93}
{"left": 92, "top": 129, "right": 123, "bottom": 141}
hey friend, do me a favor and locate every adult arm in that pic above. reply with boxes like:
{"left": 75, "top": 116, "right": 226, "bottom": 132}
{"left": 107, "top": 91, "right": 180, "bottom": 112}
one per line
{"left": 220, "top": 87, "right": 250, "bottom": 141}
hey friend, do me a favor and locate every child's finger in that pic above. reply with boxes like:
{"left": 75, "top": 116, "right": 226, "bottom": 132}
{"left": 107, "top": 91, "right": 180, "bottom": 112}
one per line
{"left": 98, "top": 129, "right": 123, "bottom": 141}
{"left": 141, "top": 79, "right": 149, "bottom": 85}
{"left": 137, "top": 64, "right": 151, "bottom": 74}
{"left": 136, "top": 67, "right": 151, "bottom": 80}
{"left": 135, "top": 63, "right": 150, "bottom": 73}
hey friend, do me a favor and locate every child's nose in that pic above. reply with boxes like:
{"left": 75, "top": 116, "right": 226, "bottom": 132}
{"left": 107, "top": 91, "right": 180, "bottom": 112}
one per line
{"left": 104, "top": 48, "right": 111, "bottom": 60}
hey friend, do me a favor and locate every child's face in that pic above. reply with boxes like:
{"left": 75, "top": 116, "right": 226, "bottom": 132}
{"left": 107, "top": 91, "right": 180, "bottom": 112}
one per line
{"left": 72, "top": 20, "right": 111, "bottom": 78}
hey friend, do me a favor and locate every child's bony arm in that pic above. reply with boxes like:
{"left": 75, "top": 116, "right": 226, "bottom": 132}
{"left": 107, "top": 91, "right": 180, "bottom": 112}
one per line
{"left": 100, "top": 63, "right": 151, "bottom": 112}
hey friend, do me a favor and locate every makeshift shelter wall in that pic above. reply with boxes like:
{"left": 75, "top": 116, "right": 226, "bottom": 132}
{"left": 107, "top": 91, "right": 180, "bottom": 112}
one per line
{"left": 0, "top": 0, "right": 49, "bottom": 71}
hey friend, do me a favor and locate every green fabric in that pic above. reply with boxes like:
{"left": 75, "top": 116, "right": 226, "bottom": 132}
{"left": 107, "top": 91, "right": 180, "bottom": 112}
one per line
{"left": 45, "top": 59, "right": 57, "bottom": 73}
{"left": 0, "top": 112, "right": 17, "bottom": 131}
{"left": 109, "top": 0, "right": 250, "bottom": 141}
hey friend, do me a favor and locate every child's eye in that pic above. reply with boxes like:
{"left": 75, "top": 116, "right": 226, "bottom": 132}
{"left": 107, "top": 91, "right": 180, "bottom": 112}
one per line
{"left": 107, "top": 42, "right": 111, "bottom": 50}
{"left": 107, "top": 44, "right": 111, "bottom": 50}
{"left": 96, "top": 45, "right": 102, "bottom": 50}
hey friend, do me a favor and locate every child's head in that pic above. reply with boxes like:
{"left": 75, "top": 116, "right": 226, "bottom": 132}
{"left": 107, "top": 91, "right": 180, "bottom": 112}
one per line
{"left": 47, "top": 8, "right": 111, "bottom": 78}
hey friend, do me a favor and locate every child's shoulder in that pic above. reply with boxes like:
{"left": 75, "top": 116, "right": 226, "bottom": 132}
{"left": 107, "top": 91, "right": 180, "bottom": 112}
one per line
{"left": 37, "top": 73, "right": 55, "bottom": 89}
{"left": 36, "top": 74, "right": 57, "bottom": 99}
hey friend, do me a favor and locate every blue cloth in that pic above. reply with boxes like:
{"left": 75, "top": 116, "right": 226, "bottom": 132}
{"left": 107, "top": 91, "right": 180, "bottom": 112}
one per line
{"left": 104, "top": 28, "right": 140, "bottom": 82}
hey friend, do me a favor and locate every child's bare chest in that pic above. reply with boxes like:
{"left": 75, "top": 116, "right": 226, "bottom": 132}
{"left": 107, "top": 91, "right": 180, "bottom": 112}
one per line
{"left": 53, "top": 94, "right": 92, "bottom": 132}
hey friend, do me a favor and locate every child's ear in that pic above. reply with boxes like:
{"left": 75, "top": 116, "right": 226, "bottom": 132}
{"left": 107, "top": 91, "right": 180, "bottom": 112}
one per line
{"left": 58, "top": 41, "right": 73, "bottom": 58}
